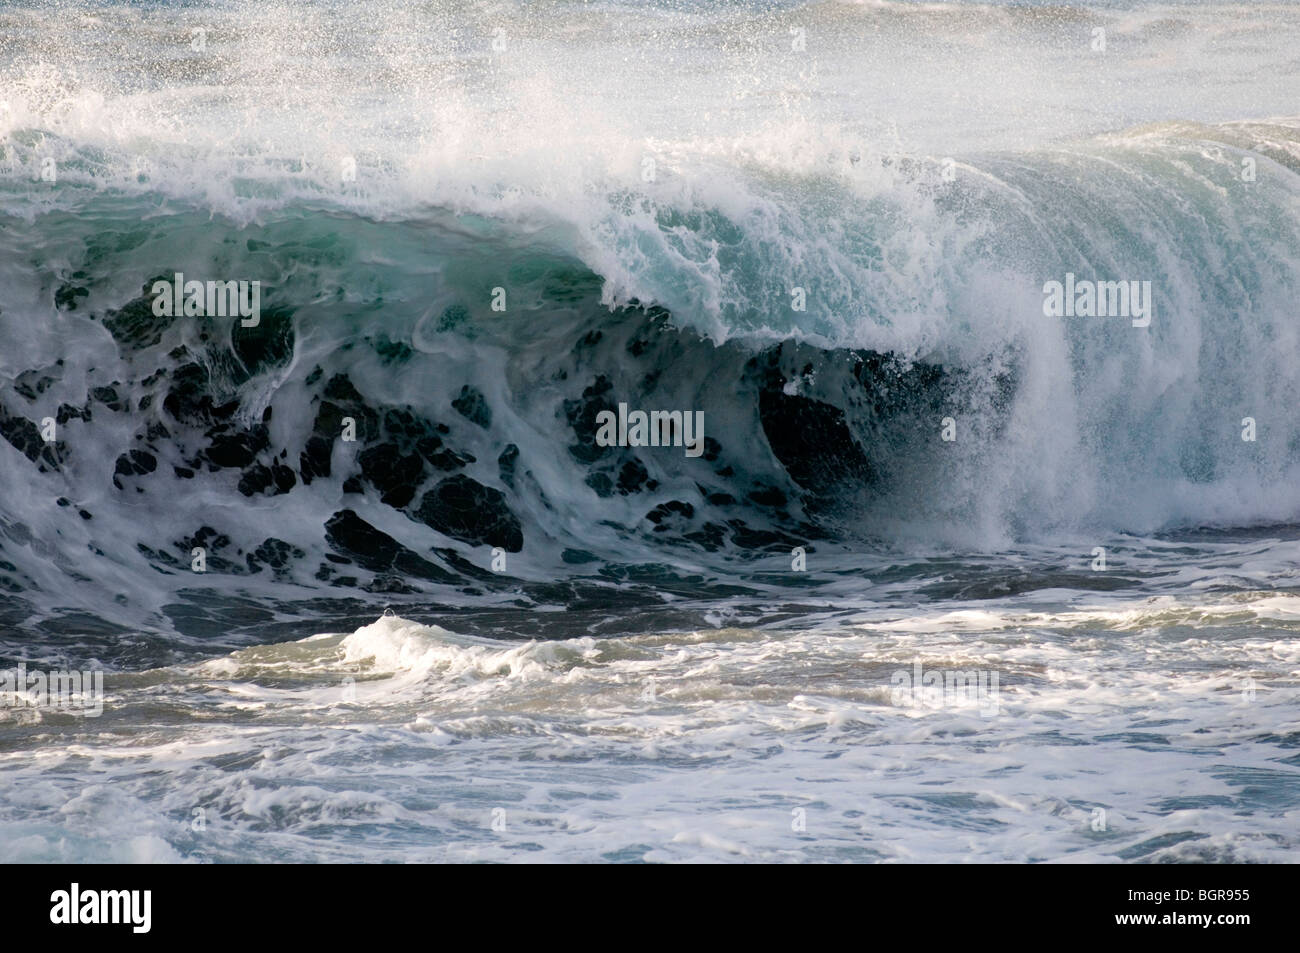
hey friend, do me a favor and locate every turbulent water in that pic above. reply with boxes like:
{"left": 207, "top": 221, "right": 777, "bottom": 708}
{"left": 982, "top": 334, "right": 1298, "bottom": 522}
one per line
{"left": 1, "top": 0, "right": 1298, "bottom": 863}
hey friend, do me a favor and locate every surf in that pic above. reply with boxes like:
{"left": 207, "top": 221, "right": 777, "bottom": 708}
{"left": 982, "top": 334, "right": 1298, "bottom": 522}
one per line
{"left": 1, "top": 0, "right": 1299, "bottom": 658}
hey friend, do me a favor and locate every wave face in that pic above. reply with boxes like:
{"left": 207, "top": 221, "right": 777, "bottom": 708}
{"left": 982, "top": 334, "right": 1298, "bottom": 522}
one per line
{"left": 2, "top": 0, "right": 1300, "bottom": 655}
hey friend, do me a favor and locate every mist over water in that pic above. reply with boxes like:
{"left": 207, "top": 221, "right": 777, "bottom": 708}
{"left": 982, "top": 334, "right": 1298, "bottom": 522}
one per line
{"left": 1, "top": 0, "right": 1298, "bottom": 863}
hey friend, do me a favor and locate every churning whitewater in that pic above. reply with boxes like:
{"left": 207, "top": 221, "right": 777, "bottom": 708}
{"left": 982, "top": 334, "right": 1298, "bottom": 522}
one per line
{"left": 0, "top": 0, "right": 1298, "bottom": 862}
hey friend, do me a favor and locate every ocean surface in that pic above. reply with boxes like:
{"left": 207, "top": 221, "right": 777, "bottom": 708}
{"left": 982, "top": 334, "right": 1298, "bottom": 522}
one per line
{"left": 1, "top": 0, "right": 1298, "bottom": 862}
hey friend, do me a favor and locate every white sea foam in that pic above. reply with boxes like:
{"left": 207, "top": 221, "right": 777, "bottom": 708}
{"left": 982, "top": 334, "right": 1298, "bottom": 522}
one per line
{"left": 0, "top": 594, "right": 1295, "bottom": 863}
